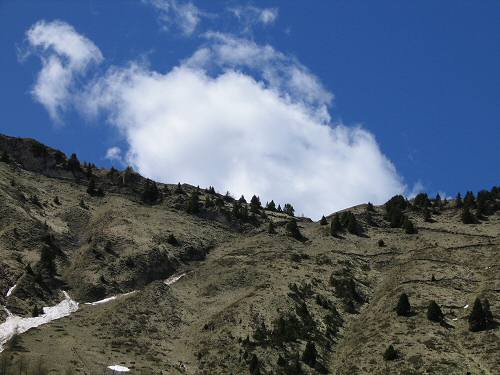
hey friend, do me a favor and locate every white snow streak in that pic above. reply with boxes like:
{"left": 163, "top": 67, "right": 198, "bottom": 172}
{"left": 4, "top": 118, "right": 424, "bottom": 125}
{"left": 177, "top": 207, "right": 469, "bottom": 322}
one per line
{"left": 5, "top": 285, "right": 16, "bottom": 297}
{"left": 84, "top": 291, "right": 136, "bottom": 306}
{"left": 108, "top": 365, "right": 130, "bottom": 372}
{"left": 164, "top": 273, "right": 186, "bottom": 286}
{"left": 0, "top": 291, "right": 79, "bottom": 352}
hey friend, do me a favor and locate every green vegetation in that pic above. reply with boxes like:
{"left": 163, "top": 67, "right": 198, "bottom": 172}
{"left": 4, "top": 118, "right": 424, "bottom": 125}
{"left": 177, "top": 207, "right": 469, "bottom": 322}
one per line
{"left": 427, "top": 301, "right": 444, "bottom": 322}
{"left": 396, "top": 293, "right": 411, "bottom": 316}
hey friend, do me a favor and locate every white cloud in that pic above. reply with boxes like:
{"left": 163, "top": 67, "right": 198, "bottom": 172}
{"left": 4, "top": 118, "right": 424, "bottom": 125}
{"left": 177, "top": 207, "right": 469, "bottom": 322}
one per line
{"left": 26, "top": 20, "right": 103, "bottom": 122}
{"left": 229, "top": 5, "right": 278, "bottom": 32}
{"left": 144, "top": 0, "right": 201, "bottom": 36}
{"left": 105, "top": 146, "right": 123, "bottom": 162}
{"left": 26, "top": 21, "right": 405, "bottom": 219}
{"left": 80, "top": 35, "right": 404, "bottom": 218}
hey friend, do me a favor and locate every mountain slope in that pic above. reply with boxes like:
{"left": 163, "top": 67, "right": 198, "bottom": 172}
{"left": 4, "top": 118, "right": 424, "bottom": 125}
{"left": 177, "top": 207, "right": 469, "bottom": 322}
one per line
{"left": 0, "top": 134, "right": 498, "bottom": 375}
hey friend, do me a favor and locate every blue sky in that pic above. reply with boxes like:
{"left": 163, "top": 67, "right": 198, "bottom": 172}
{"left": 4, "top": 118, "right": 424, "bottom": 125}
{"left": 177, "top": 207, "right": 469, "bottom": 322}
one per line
{"left": 0, "top": 0, "right": 499, "bottom": 217}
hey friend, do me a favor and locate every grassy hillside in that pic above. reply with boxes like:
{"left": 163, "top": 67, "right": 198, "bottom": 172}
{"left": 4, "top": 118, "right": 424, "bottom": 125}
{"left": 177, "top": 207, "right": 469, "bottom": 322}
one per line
{"left": 0, "top": 135, "right": 498, "bottom": 375}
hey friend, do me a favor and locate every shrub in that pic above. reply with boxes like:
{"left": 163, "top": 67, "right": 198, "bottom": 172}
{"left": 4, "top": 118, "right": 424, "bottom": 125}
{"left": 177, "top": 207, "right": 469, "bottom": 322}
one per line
{"left": 186, "top": 191, "right": 200, "bottom": 214}
{"left": 427, "top": 301, "right": 443, "bottom": 322}
{"left": 142, "top": 180, "right": 160, "bottom": 204}
{"left": 383, "top": 345, "right": 398, "bottom": 361}
{"left": 377, "top": 239, "right": 385, "bottom": 247}
{"left": 319, "top": 215, "right": 328, "bottom": 225}
{"left": 396, "top": 293, "right": 411, "bottom": 316}
{"left": 268, "top": 221, "right": 276, "bottom": 234}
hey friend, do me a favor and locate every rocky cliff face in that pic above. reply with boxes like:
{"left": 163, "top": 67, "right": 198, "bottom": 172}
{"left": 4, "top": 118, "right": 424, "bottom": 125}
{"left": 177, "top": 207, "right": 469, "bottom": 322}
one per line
{"left": 0, "top": 134, "right": 498, "bottom": 375}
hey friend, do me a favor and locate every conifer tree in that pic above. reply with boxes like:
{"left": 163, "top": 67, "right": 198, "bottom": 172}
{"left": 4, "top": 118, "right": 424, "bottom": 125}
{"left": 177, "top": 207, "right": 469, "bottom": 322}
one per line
{"left": 319, "top": 215, "right": 328, "bottom": 225}
{"left": 390, "top": 208, "right": 404, "bottom": 228}
{"left": 330, "top": 214, "right": 342, "bottom": 236}
{"left": 250, "top": 195, "right": 261, "bottom": 213}
{"left": 366, "top": 202, "right": 375, "bottom": 212}
{"left": 186, "top": 191, "right": 200, "bottom": 214}
{"left": 468, "top": 298, "right": 485, "bottom": 332}
{"left": 175, "top": 183, "right": 184, "bottom": 194}
{"left": 434, "top": 193, "right": 442, "bottom": 207}
{"left": 455, "top": 192, "right": 463, "bottom": 208}
{"left": 67, "top": 153, "right": 81, "bottom": 173}
{"left": 268, "top": 221, "right": 276, "bottom": 234}
{"left": 204, "top": 195, "right": 214, "bottom": 208}
{"left": 302, "top": 341, "right": 317, "bottom": 367}
{"left": 346, "top": 213, "right": 359, "bottom": 235}
{"left": 463, "top": 191, "right": 475, "bottom": 208}
{"left": 423, "top": 207, "right": 432, "bottom": 222}
{"left": 396, "top": 293, "right": 411, "bottom": 316}
{"left": 142, "top": 180, "right": 160, "bottom": 204}
{"left": 266, "top": 200, "right": 276, "bottom": 211}
{"left": 277, "top": 204, "right": 282, "bottom": 212}
{"left": 1, "top": 151, "right": 9, "bottom": 163}
{"left": 383, "top": 345, "right": 398, "bottom": 361}
{"left": 32, "top": 306, "right": 39, "bottom": 317}
{"left": 403, "top": 217, "right": 417, "bottom": 234}
{"left": 286, "top": 219, "right": 303, "bottom": 241}
{"left": 461, "top": 207, "right": 476, "bottom": 224}
{"left": 238, "top": 195, "right": 247, "bottom": 203}
{"left": 427, "top": 301, "right": 444, "bottom": 322}
{"left": 378, "top": 239, "right": 385, "bottom": 247}
{"left": 414, "top": 193, "right": 430, "bottom": 208}
{"left": 283, "top": 203, "right": 295, "bottom": 216}
{"left": 87, "top": 178, "right": 97, "bottom": 196}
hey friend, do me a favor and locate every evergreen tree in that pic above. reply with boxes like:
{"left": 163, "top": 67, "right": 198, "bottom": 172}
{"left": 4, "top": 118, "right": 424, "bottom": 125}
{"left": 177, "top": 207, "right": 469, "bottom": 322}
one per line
{"left": 427, "top": 301, "right": 444, "bottom": 322}
{"left": 346, "top": 213, "right": 359, "bottom": 235}
{"left": 283, "top": 203, "right": 295, "bottom": 216}
{"left": 40, "top": 246, "right": 56, "bottom": 277}
{"left": 186, "top": 191, "right": 200, "bottom": 214}
{"left": 87, "top": 178, "right": 97, "bottom": 196}
{"left": 396, "top": 293, "right": 411, "bottom": 316}
{"left": 378, "top": 239, "right": 385, "bottom": 247}
{"left": 32, "top": 306, "right": 39, "bottom": 317}
{"left": 175, "top": 183, "right": 184, "bottom": 194}
{"left": 383, "top": 345, "right": 398, "bottom": 361}
{"left": 277, "top": 204, "right": 282, "bottom": 212}
{"left": 268, "top": 221, "right": 276, "bottom": 234}
{"left": 302, "top": 341, "right": 317, "bottom": 367}
{"left": 434, "top": 193, "right": 442, "bottom": 207}
{"left": 330, "top": 214, "right": 342, "bottom": 236}
{"left": 423, "top": 207, "right": 432, "bottom": 222}
{"left": 414, "top": 193, "right": 430, "bottom": 208}
{"left": 463, "top": 191, "right": 475, "bottom": 208}
{"left": 366, "top": 202, "right": 375, "bottom": 212}
{"left": 53, "top": 196, "right": 61, "bottom": 205}
{"left": 249, "top": 354, "right": 260, "bottom": 375}
{"left": 461, "top": 207, "right": 476, "bottom": 224}
{"left": 204, "top": 195, "right": 214, "bottom": 208}
{"left": 389, "top": 208, "right": 404, "bottom": 228}
{"left": 468, "top": 298, "right": 485, "bottom": 332}
{"left": 1, "top": 151, "right": 9, "bottom": 163}
{"left": 238, "top": 195, "right": 247, "bottom": 203}
{"left": 66, "top": 153, "right": 81, "bottom": 173}
{"left": 286, "top": 219, "right": 303, "bottom": 241}
{"left": 142, "top": 180, "right": 160, "bottom": 204}
{"left": 250, "top": 195, "right": 261, "bottom": 213}
{"left": 476, "top": 190, "right": 491, "bottom": 217}
{"left": 266, "top": 200, "right": 276, "bottom": 211}
{"left": 403, "top": 217, "right": 417, "bottom": 234}
{"left": 319, "top": 215, "right": 328, "bottom": 225}
{"left": 455, "top": 192, "right": 463, "bottom": 208}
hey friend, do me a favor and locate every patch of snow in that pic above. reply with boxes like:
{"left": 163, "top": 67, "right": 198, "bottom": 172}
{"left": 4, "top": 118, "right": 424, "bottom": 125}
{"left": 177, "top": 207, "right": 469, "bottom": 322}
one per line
{"left": 452, "top": 318, "right": 458, "bottom": 321}
{"left": 108, "top": 365, "right": 130, "bottom": 372}
{"left": 165, "top": 273, "right": 186, "bottom": 286}
{"left": 6, "top": 285, "right": 16, "bottom": 297}
{"left": 463, "top": 304, "right": 469, "bottom": 309}
{"left": 84, "top": 291, "right": 136, "bottom": 306}
{"left": 0, "top": 291, "right": 78, "bottom": 352}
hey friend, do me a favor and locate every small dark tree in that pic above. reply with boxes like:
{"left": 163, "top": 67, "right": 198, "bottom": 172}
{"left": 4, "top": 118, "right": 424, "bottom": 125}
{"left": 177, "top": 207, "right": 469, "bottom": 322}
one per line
{"left": 268, "top": 221, "right": 276, "bottom": 234}
{"left": 383, "top": 345, "right": 398, "bottom": 361}
{"left": 366, "top": 202, "right": 375, "bottom": 212}
{"left": 403, "top": 217, "right": 417, "bottom": 234}
{"left": 283, "top": 203, "right": 295, "bottom": 216}
{"left": 461, "top": 207, "right": 476, "bottom": 224}
{"left": 40, "top": 246, "right": 56, "bottom": 277}
{"left": 175, "top": 183, "right": 184, "bottom": 194}
{"left": 249, "top": 354, "right": 260, "bottom": 375}
{"left": 319, "top": 215, "right": 328, "bottom": 225}
{"left": 238, "top": 195, "right": 247, "bottom": 203}
{"left": 1, "top": 151, "right": 9, "bottom": 163}
{"left": 142, "top": 180, "right": 160, "bottom": 204}
{"left": 302, "top": 341, "right": 317, "bottom": 367}
{"left": 32, "top": 306, "right": 39, "bottom": 317}
{"left": 277, "top": 204, "right": 282, "bottom": 212}
{"left": 463, "top": 191, "right": 475, "bottom": 208}
{"left": 431, "top": 274, "right": 436, "bottom": 282}
{"left": 330, "top": 214, "right": 342, "bottom": 236}
{"left": 396, "top": 293, "right": 411, "bottom": 316}
{"left": 286, "top": 219, "right": 303, "bottom": 241}
{"left": 389, "top": 208, "right": 404, "bottom": 228}
{"left": 423, "top": 207, "right": 432, "bottom": 222}
{"left": 250, "top": 195, "right": 261, "bottom": 213}
{"left": 468, "top": 298, "right": 485, "bottom": 332}
{"left": 53, "top": 196, "right": 61, "bottom": 205}
{"left": 204, "top": 195, "right": 214, "bottom": 208}
{"left": 427, "top": 301, "right": 444, "bottom": 322}
{"left": 87, "top": 178, "right": 97, "bottom": 196}
{"left": 377, "top": 239, "right": 385, "bottom": 247}
{"left": 414, "top": 193, "right": 430, "bottom": 208}
{"left": 433, "top": 193, "right": 442, "bottom": 208}
{"left": 166, "top": 234, "right": 178, "bottom": 246}
{"left": 455, "top": 192, "right": 463, "bottom": 208}
{"left": 346, "top": 212, "right": 359, "bottom": 235}
{"left": 266, "top": 200, "right": 276, "bottom": 211}
{"left": 186, "top": 191, "right": 200, "bottom": 214}
{"left": 67, "top": 153, "right": 81, "bottom": 173}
